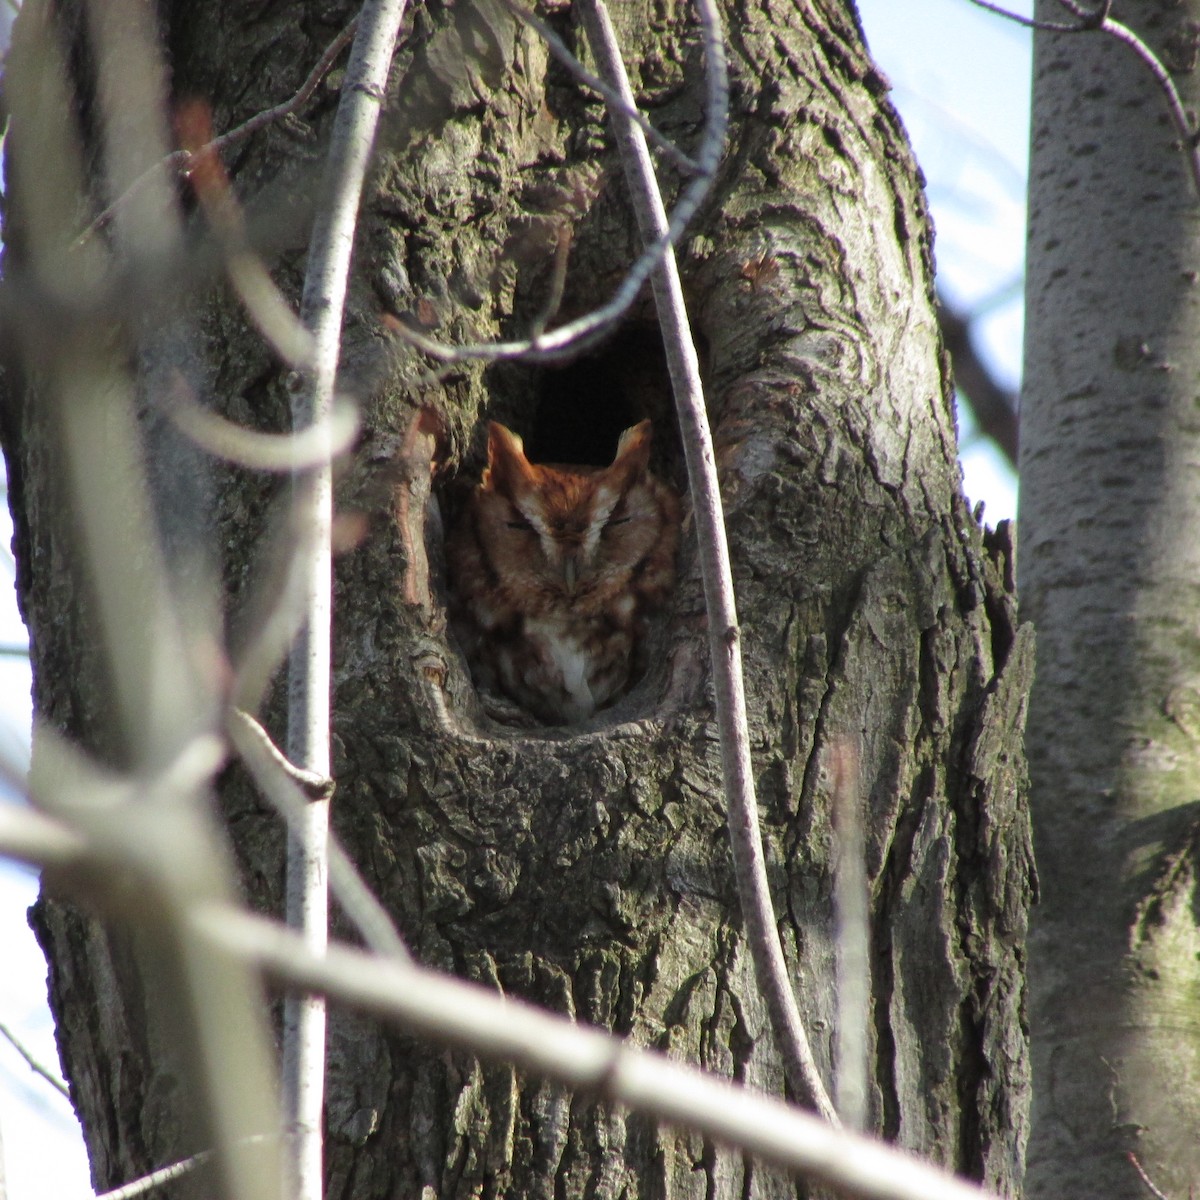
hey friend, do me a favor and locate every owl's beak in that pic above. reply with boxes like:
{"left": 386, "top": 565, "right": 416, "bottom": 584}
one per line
{"left": 562, "top": 555, "right": 579, "bottom": 592}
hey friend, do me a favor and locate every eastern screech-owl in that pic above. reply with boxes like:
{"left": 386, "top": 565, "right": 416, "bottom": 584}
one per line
{"left": 447, "top": 420, "right": 680, "bottom": 725}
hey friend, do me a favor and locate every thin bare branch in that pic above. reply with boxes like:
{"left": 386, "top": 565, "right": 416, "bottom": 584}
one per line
{"left": 94, "top": 1135, "right": 279, "bottom": 1200}
{"left": 0, "top": 1021, "right": 72, "bottom": 1101}
{"left": 228, "top": 709, "right": 412, "bottom": 963}
{"left": 499, "top": 0, "right": 700, "bottom": 174}
{"left": 577, "top": 0, "right": 836, "bottom": 1124}
{"left": 197, "top": 907, "right": 1002, "bottom": 1200}
{"left": 96, "top": 1150, "right": 214, "bottom": 1200}
{"left": 964, "top": 0, "right": 1094, "bottom": 32}
{"left": 283, "top": 3, "right": 409, "bottom": 1195}
{"left": 86, "top": 0, "right": 181, "bottom": 269}
{"left": 207, "top": 17, "right": 360, "bottom": 157}
{"left": 177, "top": 102, "right": 318, "bottom": 370}
{"left": 387, "top": 0, "right": 728, "bottom": 365}
{"left": 0, "top": 803, "right": 84, "bottom": 874}
{"left": 162, "top": 371, "right": 360, "bottom": 473}
{"left": 1099, "top": 17, "right": 1200, "bottom": 196}
{"left": 231, "top": 709, "right": 332, "bottom": 800}
{"left": 967, "top": 0, "right": 1200, "bottom": 198}
{"left": 1054, "top": 0, "right": 1111, "bottom": 22}
{"left": 1127, "top": 1152, "right": 1172, "bottom": 1200}
{"left": 529, "top": 224, "right": 573, "bottom": 337}
{"left": 75, "top": 15, "right": 359, "bottom": 248}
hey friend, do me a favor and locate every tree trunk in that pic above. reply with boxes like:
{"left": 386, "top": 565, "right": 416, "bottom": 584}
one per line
{"left": 3, "top": 1, "right": 1034, "bottom": 1197}
{"left": 1021, "top": 3, "right": 1200, "bottom": 1196}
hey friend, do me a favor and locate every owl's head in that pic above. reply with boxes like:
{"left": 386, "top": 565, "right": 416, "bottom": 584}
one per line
{"left": 473, "top": 420, "right": 666, "bottom": 597}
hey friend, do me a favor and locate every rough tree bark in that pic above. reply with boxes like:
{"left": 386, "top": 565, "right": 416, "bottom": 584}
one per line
{"left": 1021, "top": 2, "right": 1200, "bottom": 1196}
{"left": 3, "top": 1, "right": 1034, "bottom": 1197}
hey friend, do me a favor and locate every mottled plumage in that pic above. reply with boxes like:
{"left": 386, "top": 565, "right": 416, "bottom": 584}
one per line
{"left": 447, "top": 420, "right": 680, "bottom": 725}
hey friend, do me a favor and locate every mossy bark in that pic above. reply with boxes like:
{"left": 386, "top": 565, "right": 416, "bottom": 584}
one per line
{"left": 3, "top": 1, "right": 1034, "bottom": 1197}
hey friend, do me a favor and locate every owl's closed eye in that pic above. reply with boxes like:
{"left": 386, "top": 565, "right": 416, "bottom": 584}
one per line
{"left": 447, "top": 420, "right": 680, "bottom": 725}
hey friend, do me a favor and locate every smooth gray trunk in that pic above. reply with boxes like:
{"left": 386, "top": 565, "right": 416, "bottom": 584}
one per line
{"left": 1022, "top": 2, "right": 1200, "bottom": 1195}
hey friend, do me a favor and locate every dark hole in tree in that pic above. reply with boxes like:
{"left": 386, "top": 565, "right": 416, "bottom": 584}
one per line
{"left": 525, "top": 324, "right": 679, "bottom": 472}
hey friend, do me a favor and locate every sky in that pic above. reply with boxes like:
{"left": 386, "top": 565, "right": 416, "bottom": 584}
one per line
{"left": 0, "top": 3, "right": 1033, "bottom": 1195}
{"left": 857, "top": 0, "right": 1030, "bottom": 523}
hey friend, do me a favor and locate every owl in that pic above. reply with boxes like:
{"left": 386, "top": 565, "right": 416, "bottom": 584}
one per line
{"left": 447, "top": 419, "right": 681, "bottom": 725}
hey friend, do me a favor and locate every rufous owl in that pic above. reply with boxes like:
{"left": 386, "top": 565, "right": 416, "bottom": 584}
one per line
{"left": 447, "top": 419, "right": 680, "bottom": 725}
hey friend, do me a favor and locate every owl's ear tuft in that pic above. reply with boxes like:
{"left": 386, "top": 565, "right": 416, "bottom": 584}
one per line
{"left": 483, "top": 422, "right": 536, "bottom": 493}
{"left": 608, "top": 420, "right": 653, "bottom": 480}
